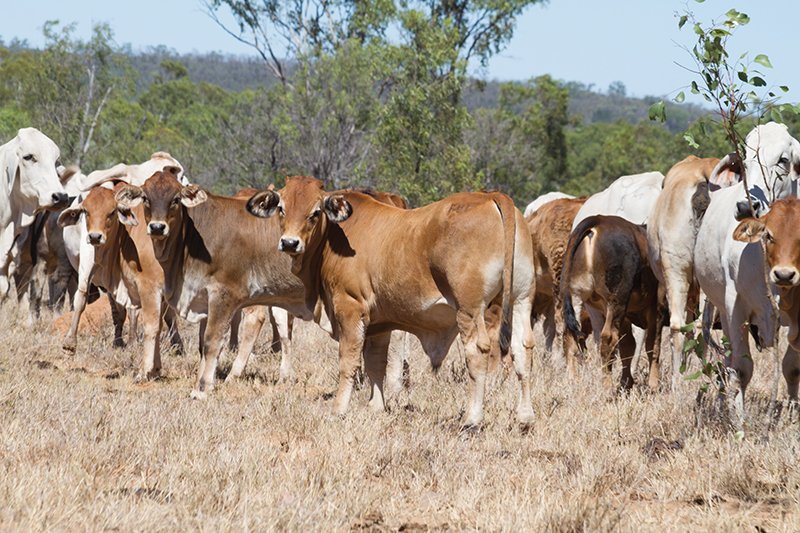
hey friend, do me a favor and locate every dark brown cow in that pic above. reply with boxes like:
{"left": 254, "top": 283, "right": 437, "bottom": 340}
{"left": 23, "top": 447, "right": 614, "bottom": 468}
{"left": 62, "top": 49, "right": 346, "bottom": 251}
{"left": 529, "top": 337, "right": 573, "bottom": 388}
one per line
{"left": 733, "top": 198, "right": 800, "bottom": 400}
{"left": 114, "top": 172, "right": 319, "bottom": 397}
{"left": 57, "top": 182, "right": 184, "bottom": 378}
{"left": 246, "top": 176, "right": 535, "bottom": 427}
{"left": 561, "top": 215, "right": 662, "bottom": 391}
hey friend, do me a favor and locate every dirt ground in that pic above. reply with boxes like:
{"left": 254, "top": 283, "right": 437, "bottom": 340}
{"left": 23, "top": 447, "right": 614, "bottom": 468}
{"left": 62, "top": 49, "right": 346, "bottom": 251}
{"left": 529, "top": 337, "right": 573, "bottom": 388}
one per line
{"left": 0, "top": 301, "right": 798, "bottom": 531}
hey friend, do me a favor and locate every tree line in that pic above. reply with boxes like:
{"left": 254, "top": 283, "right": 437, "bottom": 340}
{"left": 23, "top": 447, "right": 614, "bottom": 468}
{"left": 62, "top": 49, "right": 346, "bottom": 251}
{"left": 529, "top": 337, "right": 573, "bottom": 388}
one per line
{"left": 1, "top": 2, "right": 797, "bottom": 206}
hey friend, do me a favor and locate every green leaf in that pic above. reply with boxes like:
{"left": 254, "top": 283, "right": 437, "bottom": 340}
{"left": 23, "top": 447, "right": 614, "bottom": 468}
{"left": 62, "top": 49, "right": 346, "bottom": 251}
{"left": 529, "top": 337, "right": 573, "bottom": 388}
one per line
{"left": 648, "top": 100, "right": 666, "bottom": 122}
{"left": 754, "top": 54, "right": 773, "bottom": 68}
{"left": 684, "top": 132, "right": 700, "bottom": 149}
{"left": 750, "top": 76, "right": 766, "bottom": 87}
{"left": 674, "top": 91, "right": 686, "bottom": 103}
{"left": 780, "top": 85, "right": 789, "bottom": 92}
{"left": 737, "top": 70, "right": 748, "bottom": 82}
{"left": 679, "top": 323, "right": 695, "bottom": 333}
{"left": 685, "top": 370, "right": 704, "bottom": 381}
{"left": 690, "top": 81, "right": 700, "bottom": 94}
{"left": 678, "top": 15, "right": 688, "bottom": 29}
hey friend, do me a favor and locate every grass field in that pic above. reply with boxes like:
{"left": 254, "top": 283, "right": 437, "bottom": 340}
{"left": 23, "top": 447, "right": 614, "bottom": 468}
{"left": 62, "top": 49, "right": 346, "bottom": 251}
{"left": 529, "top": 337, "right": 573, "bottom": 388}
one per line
{"left": 1, "top": 302, "right": 798, "bottom": 531}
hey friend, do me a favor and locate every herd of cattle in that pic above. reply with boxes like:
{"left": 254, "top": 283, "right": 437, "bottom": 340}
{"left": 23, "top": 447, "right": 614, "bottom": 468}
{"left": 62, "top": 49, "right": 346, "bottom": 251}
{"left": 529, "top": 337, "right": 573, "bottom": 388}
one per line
{"left": 2, "top": 122, "right": 800, "bottom": 430}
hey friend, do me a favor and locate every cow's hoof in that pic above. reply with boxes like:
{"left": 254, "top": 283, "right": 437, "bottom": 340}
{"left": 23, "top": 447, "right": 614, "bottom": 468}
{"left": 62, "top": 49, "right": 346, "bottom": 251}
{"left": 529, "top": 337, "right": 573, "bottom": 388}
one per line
{"left": 62, "top": 340, "right": 76, "bottom": 353}
{"left": 190, "top": 389, "right": 208, "bottom": 400}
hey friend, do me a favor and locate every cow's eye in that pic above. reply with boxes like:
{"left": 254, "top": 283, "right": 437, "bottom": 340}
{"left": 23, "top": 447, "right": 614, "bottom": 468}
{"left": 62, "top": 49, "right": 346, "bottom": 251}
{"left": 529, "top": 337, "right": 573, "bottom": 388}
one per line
{"left": 278, "top": 206, "right": 285, "bottom": 217}
{"left": 765, "top": 231, "right": 775, "bottom": 243}
{"left": 309, "top": 208, "right": 321, "bottom": 220}
{"left": 22, "top": 154, "right": 35, "bottom": 162}
{"left": 170, "top": 197, "right": 181, "bottom": 207}
{"left": 779, "top": 157, "right": 790, "bottom": 167}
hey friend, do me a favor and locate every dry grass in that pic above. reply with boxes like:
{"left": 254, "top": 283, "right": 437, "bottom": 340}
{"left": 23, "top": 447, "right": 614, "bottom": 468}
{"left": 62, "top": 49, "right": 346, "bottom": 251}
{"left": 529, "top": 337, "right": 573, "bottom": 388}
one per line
{"left": 1, "top": 302, "right": 798, "bottom": 532}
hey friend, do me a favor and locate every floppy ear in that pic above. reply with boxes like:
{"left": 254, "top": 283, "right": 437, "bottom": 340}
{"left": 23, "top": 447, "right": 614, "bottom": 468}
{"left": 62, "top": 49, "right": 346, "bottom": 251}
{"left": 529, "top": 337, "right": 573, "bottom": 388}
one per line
{"left": 246, "top": 189, "right": 280, "bottom": 218}
{"left": 179, "top": 184, "right": 207, "bottom": 207}
{"left": 163, "top": 165, "right": 182, "bottom": 178}
{"left": 709, "top": 153, "right": 742, "bottom": 187}
{"left": 57, "top": 206, "right": 84, "bottom": 228}
{"left": 733, "top": 218, "right": 766, "bottom": 243}
{"left": 323, "top": 194, "right": 353, "bottom": 223}
{"left": 3, "top": 139, "right": 19, "bottom": 191}
{"left": 115, "top": 185, "right": 144, "bottom": 210}
{"left": 116, "top": 207, "right": 139, "bottom": 226}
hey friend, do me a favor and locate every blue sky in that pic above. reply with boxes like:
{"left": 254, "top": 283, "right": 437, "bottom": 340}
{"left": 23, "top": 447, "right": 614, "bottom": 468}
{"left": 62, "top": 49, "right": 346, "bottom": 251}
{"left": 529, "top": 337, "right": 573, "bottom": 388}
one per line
{"left": 2, "top": 0, "right": 798, "bottom": 102}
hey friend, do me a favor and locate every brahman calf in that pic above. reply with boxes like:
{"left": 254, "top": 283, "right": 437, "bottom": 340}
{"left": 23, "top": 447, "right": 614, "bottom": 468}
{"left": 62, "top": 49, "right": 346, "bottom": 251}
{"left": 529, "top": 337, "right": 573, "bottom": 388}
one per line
{"left": 733, "top": 198, "right": 800, "bottom": 402}
{"left": 561, "top": 215, "right": 662, "bottom": 391}
{"left": 246, "top": 176, "right": 535, "bottom": 428}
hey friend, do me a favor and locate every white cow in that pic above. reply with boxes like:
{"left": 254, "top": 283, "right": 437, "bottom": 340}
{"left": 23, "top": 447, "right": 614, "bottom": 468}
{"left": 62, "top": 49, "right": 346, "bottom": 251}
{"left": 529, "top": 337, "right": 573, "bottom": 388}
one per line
{"left": 647, "top": 155, "right": 741, "bottom": 390}
{"left": 571, "top": 171, "right": 664, "bottom": 230}
{"left": 694, "top": 122, "right": 800, "bottom": 429}
{"left": 524, "top": 191, "right": 574, "bottom": 219}
{"left": 0, "top": 128, "right": 68, "bottom": 301}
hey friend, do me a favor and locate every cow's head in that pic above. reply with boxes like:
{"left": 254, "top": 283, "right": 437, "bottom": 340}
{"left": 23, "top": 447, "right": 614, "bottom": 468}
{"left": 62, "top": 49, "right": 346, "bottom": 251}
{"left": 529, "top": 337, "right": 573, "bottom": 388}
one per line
{"left": 733, "top": 197, "right": 800, "bottom": 288}
{"left": 57, "top": 184, "right": 127, "bottom": 246}
{"left": 246, "top": 176, "right": 351, "bottom": 255}
{"left": 2, "top": 127, "right": 67, "bottom": 210}
{"left": 113, "top": 167, "right": 206, "bottom": 239}
{"left": 734, "top": 122, "right": 800, "bottom": 219}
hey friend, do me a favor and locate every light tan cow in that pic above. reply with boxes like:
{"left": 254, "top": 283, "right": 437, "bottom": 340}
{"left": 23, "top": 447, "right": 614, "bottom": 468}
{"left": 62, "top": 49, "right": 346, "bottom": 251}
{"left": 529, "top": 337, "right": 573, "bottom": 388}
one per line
{"left": 57, "top": 181, "right": 184, "bottom": 378}
{"left": 246, "top": 176, "right": 535, "bottom": 428}
{"left": 647, "top": 155, "right": 741, "bottom": 389}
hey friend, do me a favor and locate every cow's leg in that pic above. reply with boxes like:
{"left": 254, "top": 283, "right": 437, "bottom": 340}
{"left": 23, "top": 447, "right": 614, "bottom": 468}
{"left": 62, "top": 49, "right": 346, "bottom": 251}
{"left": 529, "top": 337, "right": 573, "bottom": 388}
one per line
{"left": 271, "top": 307, "right": 294, "bottom": 381}
{"left": 192, "top": 296, "right": 236, "bottom": 399}
{"left": 457, "top": 305, "right": 492, "bottom": 428}
{"left": 542, "top": 300, "right": 557, "bottom": 354}
{"left": 63, "top": 268, "right": 94, "bottom": 353}
{"left": 510, "top": 295, "right": 535, "bottom": 425}
{"left": 127, "top": 306, "right": 140, "bottom": 343}
{"left": 0, "top": 224, "right": 17, "bottom": 302}
{"left": 108, "top": 295, "right": 127, "bottom": 348}
{"left": 725, "top": 305, "right": 752, "bottom": 431}
{"left": 364, "top": 332, "right": 392, "bottom": 412}
{"left": 228, "top": 308, "right": 242, "bottom": 352}
{"left": 645, "top": 309, "right": 663, "bottom": 390}
{"left": 386, "top": 331, "right": 411, "bottom": 396}
{"left": 226, "top": 306, "right": 266, "bottom": 382}
{"left": 618, "top": 320, "right": 636, "bottom": 391}
{"left": 664, "top": 273, "right": 691, "bottom": 392}
{"left": 198, "top": 317, "right": 207, "bottom": 357}
{"left": 138, "top": 288, "right": 163, "bottom": 381}
{"left": 598, "top": 306, "right": 618, "bottom": 391}
{"left": 782, "top": 345, "right": 800, "bottom": 402}
{"left": 163, "top": 305, "right": 184, "bottom": 355}
{"left": 333, "top": 303, "right": 368, "bottom": 416}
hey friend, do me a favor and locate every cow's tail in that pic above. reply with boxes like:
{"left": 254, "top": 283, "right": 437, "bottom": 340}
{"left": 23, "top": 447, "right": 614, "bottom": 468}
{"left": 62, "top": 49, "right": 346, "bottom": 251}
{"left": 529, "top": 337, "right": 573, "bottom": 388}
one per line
{"left": 492, "top": 193, "right": 517, "bottom": 357}
{"left": 561, "top": 217, "right": 598, "bottom": 342}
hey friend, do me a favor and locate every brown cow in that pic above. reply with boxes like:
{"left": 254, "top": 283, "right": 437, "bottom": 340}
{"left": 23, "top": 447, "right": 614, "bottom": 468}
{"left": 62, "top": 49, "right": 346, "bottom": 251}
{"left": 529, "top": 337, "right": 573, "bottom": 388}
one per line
{"left": 57, "top": 182, "right": 184, "bottom": 379}
{"left": 114, "top": 172, "right": 320, "bottom": 397}
{"left": 561, "top": 215, "right": 662, "bottom": 391}
{"left": 245, "top": 176, "right": 535, "bottom": 427}
{"left": 732, "top": 198, "right": 800, "bottom": 401}
{"left": 527, "top": 196, "right": 587, "bottom": 360}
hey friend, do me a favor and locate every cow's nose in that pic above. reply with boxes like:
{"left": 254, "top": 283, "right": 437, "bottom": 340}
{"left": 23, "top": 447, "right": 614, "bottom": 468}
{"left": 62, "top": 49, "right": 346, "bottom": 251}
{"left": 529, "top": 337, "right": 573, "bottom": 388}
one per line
{"left": 772, "top": 267, "right": 798, "bottom": 286}
{"left": 735, "top": 200, "right": 754, "bottom": 220}
{"left": 148, "top": 222, "right": 166, "bottom": 235}
{"left": 280, "top": 237, "right": 299, "bottom": 252}
{"left": 51, "top": 192, "right": 68, "bottom": 206}
{"left": 87, "top": 232, "right": 103, "bottom": 245}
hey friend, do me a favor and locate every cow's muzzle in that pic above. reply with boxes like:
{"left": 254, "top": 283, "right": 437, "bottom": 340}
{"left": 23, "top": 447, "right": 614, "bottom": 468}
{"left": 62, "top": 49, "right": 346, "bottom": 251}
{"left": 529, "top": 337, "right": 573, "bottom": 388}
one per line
{"left": 278, "top": 236, "right": 304, "bottom": 254}
{"left": 735, "top": 198, "right": 765, "bottom": 220}
{"left": 49, "top": 192, "right": 69, "bottom": 210}
{"left": 148, "top": 221, "right": 169, "bottom": 237}
{"left": 87, "top": 232, "right": 105, "bottom": 246}
{"left": 771, "top": 267, "right": 800, "bottom": 287}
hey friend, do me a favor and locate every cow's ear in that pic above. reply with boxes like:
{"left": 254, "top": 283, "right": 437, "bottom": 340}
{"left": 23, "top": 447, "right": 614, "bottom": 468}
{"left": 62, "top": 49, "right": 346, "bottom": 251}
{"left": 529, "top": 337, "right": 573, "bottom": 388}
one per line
{"left": 4, "top": 143, "right": 19, "bottom": 190}
{"left": 57, "top": 206, "right": 83, "bottom": 228}
{"left": 115, "top": 185, "right": 144, "bottom": 210}
{"left": 246, "top": 190, "right": 280, "bottom": 218}
{"left": 116, "top": 207, "right": 139, "bottom": 226}
{"left": 710, "top": 152, "right": 742, "bottom": 187}
{"left": 164, "top": 165, "right": 182, "bottom": 179}
{"left": 179, "top": 184, "right": 207, "bottom": 207}
{"left": 733, "top": 218, "right": 766, "bottom": 243}
{"left": 323, "top": 194, "right": 352, "bottom": 223}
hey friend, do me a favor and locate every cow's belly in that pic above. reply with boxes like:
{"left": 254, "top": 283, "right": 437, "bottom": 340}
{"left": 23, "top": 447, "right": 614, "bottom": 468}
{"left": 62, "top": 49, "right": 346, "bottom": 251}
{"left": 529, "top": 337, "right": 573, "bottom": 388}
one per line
{"left": 369, "top": 296, "right": 457, "bottom": 336}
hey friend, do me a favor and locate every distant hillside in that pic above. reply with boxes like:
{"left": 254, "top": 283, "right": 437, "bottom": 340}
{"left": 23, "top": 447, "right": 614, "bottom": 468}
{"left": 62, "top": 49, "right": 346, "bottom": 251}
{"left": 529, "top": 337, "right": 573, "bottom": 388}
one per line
{"left": 127, "top": 49, "right": 705, "bottom": 133}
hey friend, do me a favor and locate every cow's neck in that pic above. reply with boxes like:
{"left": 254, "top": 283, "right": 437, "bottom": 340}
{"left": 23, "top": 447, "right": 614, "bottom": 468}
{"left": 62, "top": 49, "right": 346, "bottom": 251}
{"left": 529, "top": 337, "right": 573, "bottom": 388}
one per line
{"left": 91, "top": 223, "right": 126, "bottom": 293}
{"left": 151, "top": 214, "right": 187, "bottom": 301}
